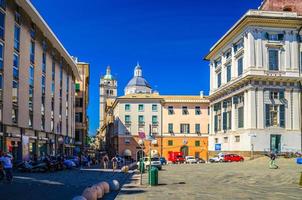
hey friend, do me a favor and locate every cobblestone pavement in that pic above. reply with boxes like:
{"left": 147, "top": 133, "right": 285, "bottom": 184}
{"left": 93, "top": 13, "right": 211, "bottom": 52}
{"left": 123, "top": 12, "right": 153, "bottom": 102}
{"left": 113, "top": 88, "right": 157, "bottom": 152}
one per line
{"left": 0, "top": 167, "right": 133, "bottom": 200}
{"left": 116, "top": 158, "right": 302, "bottom": 200}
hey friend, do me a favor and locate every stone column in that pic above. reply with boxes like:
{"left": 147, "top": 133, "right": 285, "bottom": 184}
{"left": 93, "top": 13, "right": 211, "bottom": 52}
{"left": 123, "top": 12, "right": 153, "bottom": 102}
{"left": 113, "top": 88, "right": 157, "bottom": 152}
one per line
{"left": 231, "top": 97, "right": 236, "bottom": 131}
{"left": 284, "top": 31, "right": 291, "bottom": 70}
{"left": 248, "top": 89, "right": 256, "bottom": 129}
{"left": 244, "top": 91, "right": 249, "bottom": 129}
{"left": 247, "top": 31, "right": 256, "bottom": 68}
{"left": 257, "top": 88, "right": 264, "bottom": 129}
{"left": 285, "top": 89, "right": 292, "bottom": 130}
{"left": 292, "top": 90, "right": 300, "bottom": 130}
{"left": 255, "top": 30, "right": 263, "bottom": 68}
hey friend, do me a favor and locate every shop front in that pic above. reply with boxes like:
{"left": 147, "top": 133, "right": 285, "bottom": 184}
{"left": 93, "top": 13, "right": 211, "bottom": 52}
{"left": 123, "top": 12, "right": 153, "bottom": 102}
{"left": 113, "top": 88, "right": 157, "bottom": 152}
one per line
{"left": 5, "top": 126, "right": 22, "bottom": 162}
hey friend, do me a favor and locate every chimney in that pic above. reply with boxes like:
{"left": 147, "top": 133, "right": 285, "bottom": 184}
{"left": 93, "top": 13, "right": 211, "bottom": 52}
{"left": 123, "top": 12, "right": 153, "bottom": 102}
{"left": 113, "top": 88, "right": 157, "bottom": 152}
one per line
{"left": 200, "top": 91, "right": 204, "bottom": 98}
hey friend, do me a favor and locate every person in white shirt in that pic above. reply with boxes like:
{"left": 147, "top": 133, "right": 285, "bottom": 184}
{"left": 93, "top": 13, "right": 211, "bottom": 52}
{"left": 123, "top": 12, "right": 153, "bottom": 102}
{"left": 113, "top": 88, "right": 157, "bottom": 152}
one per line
{"left": 0, "top": 152, "right": 13, "bottom": 182}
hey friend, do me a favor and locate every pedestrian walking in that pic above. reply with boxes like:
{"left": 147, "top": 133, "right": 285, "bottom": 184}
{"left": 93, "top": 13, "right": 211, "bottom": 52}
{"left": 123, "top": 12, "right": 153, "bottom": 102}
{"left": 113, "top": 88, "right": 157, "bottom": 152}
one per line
{"left": 103, "top": 155, "right": 109, "bottom": 169}
{"left": 112, "top": 156, "right": 118, "bottom": 172}
{"left": 269, "top": 151, "right": 278, "bottom": 169}
{"left": 0, "top": 152, "right": 13, "bottom": 183}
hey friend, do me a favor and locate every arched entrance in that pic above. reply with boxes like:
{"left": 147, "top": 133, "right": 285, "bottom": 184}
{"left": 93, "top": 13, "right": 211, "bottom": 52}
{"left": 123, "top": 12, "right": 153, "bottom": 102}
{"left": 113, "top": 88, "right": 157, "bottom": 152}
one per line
{"left": 136, "top": 150, "right": 145, "bottom": 161}
{"left": 180, "top": 145, "right": 189, "bottom": 157}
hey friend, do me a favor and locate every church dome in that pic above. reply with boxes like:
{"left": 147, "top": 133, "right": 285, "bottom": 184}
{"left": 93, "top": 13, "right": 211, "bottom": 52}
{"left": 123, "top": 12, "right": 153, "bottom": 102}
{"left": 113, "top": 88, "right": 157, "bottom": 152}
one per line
{"left": 124, "top": 63, "right": 152, "bottom": 95}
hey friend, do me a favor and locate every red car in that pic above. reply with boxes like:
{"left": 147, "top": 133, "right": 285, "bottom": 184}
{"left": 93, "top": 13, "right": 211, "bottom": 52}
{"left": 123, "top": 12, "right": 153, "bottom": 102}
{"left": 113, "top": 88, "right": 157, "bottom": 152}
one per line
{"left": 224, "top": 154, "right": 244, "bottom": 162}
{"left": 168, "top": 152, "right": 185, "bottom": 164}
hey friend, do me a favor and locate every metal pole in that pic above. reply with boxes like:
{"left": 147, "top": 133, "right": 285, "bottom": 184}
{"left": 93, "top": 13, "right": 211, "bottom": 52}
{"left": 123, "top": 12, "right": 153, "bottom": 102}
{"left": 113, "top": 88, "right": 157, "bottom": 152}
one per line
{"left": 140, "top": 144, "right": 143, "bottom": 185}
{"left": 149, "top": 124, "right": 152, "bottom": 186}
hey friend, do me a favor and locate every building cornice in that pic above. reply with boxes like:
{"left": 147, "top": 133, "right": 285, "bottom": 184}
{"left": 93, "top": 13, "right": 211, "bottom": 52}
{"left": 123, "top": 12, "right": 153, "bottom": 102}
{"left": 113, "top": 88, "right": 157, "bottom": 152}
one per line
{"left": 204, "top": 10, "right": 302, "bottom": 61}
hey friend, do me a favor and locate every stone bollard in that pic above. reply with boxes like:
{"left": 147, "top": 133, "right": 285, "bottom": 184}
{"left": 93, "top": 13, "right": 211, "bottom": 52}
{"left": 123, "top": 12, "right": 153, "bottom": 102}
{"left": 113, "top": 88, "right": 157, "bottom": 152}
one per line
{"left": 82, "top": 187, "right": 98, "bottom": 200}
{"left": 93, "top": 184, "right": 104, "bottom": 199}
{"left": 110, "top": 180, "right": 120, "bottom": 191}
{"left": 99, "top": 181, "right": 110, "bottom": 193}
{"left": 72, "top": 196, "right": 87, "bottom": 200}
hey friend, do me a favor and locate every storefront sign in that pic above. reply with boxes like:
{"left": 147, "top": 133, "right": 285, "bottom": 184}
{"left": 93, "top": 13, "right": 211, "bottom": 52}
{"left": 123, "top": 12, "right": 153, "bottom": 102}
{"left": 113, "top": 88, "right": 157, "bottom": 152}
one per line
{"left": 22, "top": 136, "right": 30, "bottom": 161}
{"left": 215, "top": 144, "right": 221, "bottom": 151}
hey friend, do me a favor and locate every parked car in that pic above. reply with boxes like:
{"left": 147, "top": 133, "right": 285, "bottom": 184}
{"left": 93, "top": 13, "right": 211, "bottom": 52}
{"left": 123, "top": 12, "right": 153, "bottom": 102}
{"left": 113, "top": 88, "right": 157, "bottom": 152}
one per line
{"left": 137, "top": 157, "right": 162, "bottom": 170}
{"left": 195, "top": 157, "right": 206, "bottom": 164}
{"left": 185, "top": 156, "right": 197, "bottom": 164}
{"left": 209, "top": 153, "right": 225, "bottom": 163}
{"left": 168, "top": 152, "right": 185, "bottom": 164}
{"left": 159, "top": 157, "right": 167, "bottom": 165}
{"left": 224, "top": 154, "right": 244, "bottom": 162}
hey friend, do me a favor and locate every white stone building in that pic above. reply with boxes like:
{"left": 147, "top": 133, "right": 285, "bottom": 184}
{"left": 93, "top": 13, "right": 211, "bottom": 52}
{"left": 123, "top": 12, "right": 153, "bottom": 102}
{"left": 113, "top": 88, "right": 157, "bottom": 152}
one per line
{"left": 205, "top": 8, "right": 302, "bottom": 156}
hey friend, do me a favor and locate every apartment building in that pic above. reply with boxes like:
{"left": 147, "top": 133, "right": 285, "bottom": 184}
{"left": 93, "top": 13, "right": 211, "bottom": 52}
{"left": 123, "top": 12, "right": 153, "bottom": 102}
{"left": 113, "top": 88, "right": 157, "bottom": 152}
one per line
{"left": 0, "top": 0, "right": 80, "bottom": 161}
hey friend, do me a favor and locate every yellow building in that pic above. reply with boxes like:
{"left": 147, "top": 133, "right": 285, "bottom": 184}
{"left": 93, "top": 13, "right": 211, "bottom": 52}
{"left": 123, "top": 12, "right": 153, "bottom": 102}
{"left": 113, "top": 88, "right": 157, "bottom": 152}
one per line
{"left": 161, "top": 95, "right": 209, "bottom": 160}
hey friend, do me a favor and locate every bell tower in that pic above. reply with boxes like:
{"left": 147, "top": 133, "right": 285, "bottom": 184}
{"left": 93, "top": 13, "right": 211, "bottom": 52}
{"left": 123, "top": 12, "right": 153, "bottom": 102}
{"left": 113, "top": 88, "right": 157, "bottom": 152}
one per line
{"left": 99, "top": 66, "right": 117, "bottom": 131}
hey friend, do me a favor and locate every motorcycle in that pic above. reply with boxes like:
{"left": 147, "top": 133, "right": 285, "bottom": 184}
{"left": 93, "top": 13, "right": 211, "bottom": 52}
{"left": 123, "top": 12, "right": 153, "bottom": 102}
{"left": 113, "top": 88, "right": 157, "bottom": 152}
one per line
{"left": 17, "top": 160, "right": 48, "bottom": 172}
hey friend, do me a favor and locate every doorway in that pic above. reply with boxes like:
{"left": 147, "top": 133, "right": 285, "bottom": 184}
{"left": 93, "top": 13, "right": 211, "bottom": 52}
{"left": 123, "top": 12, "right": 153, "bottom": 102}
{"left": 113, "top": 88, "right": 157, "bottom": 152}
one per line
{"left": 270, "top": 134, "right": 281, "bottom": 153}
{"left": 180, "top": 145, "right": 189, "bottom": 157}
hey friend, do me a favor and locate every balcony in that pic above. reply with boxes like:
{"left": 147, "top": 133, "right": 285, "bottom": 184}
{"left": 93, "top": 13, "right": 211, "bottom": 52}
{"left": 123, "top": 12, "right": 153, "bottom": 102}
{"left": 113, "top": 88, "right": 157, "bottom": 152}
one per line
{"left": 138, "top": 121, "right": 145, "bottom": 127}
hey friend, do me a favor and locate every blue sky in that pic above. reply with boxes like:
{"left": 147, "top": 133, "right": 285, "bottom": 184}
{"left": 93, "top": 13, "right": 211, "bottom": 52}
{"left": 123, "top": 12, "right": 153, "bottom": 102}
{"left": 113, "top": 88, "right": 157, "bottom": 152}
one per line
{"left": 31, "top": 0, "right": 263, "bottom": 135}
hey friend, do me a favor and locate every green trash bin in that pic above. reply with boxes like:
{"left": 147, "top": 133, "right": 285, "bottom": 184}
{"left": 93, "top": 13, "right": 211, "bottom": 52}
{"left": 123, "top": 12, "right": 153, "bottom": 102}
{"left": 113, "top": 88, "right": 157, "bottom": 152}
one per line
{"left": 148, "top": 166, "right": 158, "bottom": 186}
{"left": 139, "top": 159, "right": 145, "bottom": 173}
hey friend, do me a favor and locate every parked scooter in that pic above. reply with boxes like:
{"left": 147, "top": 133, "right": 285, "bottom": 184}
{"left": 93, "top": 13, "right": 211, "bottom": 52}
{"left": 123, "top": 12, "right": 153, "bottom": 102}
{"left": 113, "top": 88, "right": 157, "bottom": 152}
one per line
{"left": 17, "top": 160, "right": 48, "bottom": 172}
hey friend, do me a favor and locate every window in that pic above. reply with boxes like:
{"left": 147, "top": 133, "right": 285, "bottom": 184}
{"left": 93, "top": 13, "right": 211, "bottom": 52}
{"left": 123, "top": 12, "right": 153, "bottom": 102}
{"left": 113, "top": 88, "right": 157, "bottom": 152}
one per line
{"left": 268, "top": 49, "right": 279, "bottom": 70}
{"left": 42, "top": 52, "right": 46, "bottom": 73}
{"left": 168, "top": 140, "right": 173, "bottom": 146}
{"left": 265, "top": 33, "right": 284, "bottom": 41}
{"left": 138, "top": 104, "right": 144, "bottom": 111}
{"left": 237, "top": 57, "right": 243, "bottom": 76}
{"left": 233, "top": 40, "right": 243, "bottom": 53}
{"left": 13, "top": 53, "right": 19, "bottom": 79}
{"left": 214, "top": 138, "right": 218, "bottom": 144}
{"left": 29, "top": 111, "right": 33, "bottom": 128}
{"left": 29, "top": 65, "right": 34, "bottom": 86}
{"left": 30, "top": 40, "right": 35, "bottom": 64}
{"left": 14, "top": 25, "right": 20, "bottom": 51}
{"left": 168, "top": 123, "right": 173, "bottom": 133}
{"left": 195, "top": 124, "right": 200, "bottom": 133}
{"left": 224, "top": 137, "right": 228, "bottom": 143}
{"left": 182, "top": 106, "right": 188, "bottom": 115}
{"left": 138, "top": 115, "right": 144, "bottom": 124}
{"left": 226, "top": 65, "right": 231, "bottom": 82}
{"left": 195, "top": 106, "right": 201, "bottom": 115}
{"left": 195, "top": 141, "right": 200, "bottom": 147}
{"left": 238, "top": 107, "right": 244, "bottom": 128}
{"left": 0, "top": 0, "right": 6, "bottom": 10}
{"left": 30, "top": 23, "right": 36, "bottom": 39}
{"left": 217, "top": 72, "right": 221, "bottom": 87}
{"left": 0, "top": 74, "right": 2, "bottom": 89}
{"left": 125, "top": 104, "right": 130, "bottom": 111}
{"left": 125, "top": 115, "right": 131, "bottom": 123}
{"left": 75, "top": 98, "right": 83, "bottom": 107}
{"left": 152, "top": 116, "right": 158, "bottom": 125}
{"left": 180, "top": 124, "right": 190, "bottom": 134}
{"left": 0, "top": 11, "right": 5, "bottom": 40}
{"left": 52, "top": 59, "right": 55, "bottom": 81}
{"left": 75, "top": 112, "right": 83, "bottom": 123}
{"left": 214, "top": 58, "right": 221, "bottom": 68}
{"left": 168, "top": 106, "right": 174, "bottom": 115}
{"left": 0, "top": 42, "right": 3, "bottom": 70}
{"left": 270, "top": 91, "right": 279, "bottom": 100}
{"left": 223, "top": 111, "right": 232, "bottom": 130}
{"left": 12, "top": 107, "right": 18, "bottom": 124}
{"left": 225, "top": 50, "right": 231, "bottom": 59}
{"left": 41, "top": 75, "right": 45, "bottom": 95}
{"left": 235, "top": 136, "right": 240, "bottom": 142}
{"left": 265, "top": 104, "right": 285, "bottom": 128}
{"left": 75, "top": 83, "right": 80, "bottom": 92}
{"left": 152, "top": 104, "right": 157, "bottom": 112}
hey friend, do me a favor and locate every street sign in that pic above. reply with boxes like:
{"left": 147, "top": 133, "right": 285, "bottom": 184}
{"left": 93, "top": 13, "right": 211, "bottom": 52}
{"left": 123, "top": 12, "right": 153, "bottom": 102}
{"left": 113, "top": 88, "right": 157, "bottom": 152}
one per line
{"left": 215, "top": 144, "right": 221, "bottom": 151}
{"left": 138, "top": 132, "right": 146, "bottom": 139}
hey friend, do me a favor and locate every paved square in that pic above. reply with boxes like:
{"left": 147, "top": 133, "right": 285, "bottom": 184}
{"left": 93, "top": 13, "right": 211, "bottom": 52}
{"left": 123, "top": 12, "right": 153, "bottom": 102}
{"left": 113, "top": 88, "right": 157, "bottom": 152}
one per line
{"left": 117, "top": 158, "right": 302, "bottom": 200}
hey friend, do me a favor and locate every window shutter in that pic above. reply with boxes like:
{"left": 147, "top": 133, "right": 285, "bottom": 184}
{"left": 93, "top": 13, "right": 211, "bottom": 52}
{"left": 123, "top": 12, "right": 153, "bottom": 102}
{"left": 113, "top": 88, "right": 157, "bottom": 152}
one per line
{"left": 279, "top": 105, "right": 285, "bottom": 128}
{"left": 233, "top": 96, "right": 238, "bottom": 104}
{"left": 278, "top": 34, "right": 284, "bottom": 41}
{"left": 223, "top": 101, "right": 228, "bottom": 108}
{"left": 223, "top": 112, "right": 227, "bottom": 130}
{"left": 279, "top": 90, "right": 284, "bottom": 99}
{"left": 265, "top": 104, "right": 270, "bottom": 127}
{"left": 214, "top": 115, "right": 218, "bottom": 132}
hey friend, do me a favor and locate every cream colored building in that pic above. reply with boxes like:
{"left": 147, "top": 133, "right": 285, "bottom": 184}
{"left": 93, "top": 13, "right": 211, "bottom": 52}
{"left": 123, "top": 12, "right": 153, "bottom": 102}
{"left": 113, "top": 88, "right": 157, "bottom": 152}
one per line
{"left": 205, "top": 1, "right": 302, "bottom": 156}
{"left": 75, "top": 60, "right": 89, "bottom": 150}
{"left": 0, "top": 0, "right": 80, "bottom": 160}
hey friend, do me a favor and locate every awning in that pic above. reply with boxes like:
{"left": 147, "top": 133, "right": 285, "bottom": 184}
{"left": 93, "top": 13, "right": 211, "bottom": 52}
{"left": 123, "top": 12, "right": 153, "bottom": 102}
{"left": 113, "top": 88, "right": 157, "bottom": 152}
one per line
{"left": 124, "top": 149, "right": 132, "bottom": 156}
